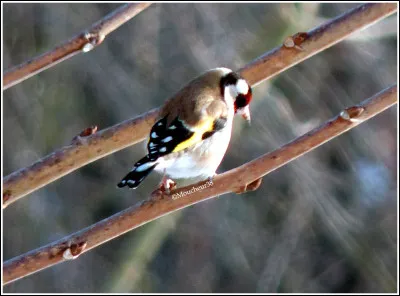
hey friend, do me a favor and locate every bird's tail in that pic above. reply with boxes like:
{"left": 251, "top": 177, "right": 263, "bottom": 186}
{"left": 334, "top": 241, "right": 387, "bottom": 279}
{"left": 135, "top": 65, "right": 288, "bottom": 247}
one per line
{"left": 117, "top": 155, "right": 158, "bottom": 189}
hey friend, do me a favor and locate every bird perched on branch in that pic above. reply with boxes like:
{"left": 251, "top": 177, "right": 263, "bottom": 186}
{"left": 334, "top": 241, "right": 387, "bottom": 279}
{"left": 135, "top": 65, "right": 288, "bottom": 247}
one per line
{"left": 117, "top": 67, "right": 253, "bottom": 193}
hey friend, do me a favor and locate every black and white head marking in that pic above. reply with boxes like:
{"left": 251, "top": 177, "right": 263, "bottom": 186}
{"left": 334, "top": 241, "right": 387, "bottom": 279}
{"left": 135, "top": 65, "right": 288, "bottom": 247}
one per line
{"left": 219, "top": 71, "right": 253, "bottom": 115}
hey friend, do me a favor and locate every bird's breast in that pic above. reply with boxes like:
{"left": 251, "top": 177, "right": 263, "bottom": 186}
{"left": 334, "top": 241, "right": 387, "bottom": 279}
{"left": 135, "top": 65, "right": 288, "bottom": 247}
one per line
{"left": 155, "top": 120, "right": 233, "bottom": 179}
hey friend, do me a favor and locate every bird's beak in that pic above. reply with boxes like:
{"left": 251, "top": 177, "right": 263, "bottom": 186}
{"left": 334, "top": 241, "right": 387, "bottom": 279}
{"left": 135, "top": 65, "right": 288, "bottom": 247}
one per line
{"left": 238, "top": 106, "right": 251, "bottom": 123}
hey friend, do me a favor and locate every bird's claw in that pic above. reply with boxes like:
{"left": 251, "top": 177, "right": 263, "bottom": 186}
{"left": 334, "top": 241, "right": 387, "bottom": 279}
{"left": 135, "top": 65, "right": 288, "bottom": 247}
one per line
{"left": 158, "top": 178, "right": 177, "bottom": 194}
{"left": 150, "top": 179, "right": 176, "bottom": 200}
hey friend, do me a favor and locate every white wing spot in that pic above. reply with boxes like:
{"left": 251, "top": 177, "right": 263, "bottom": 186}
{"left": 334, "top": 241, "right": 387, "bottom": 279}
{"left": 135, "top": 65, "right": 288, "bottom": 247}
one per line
{"left": 136, "top": 162, "right": 154, "bottom": 172}
{"left": 159, "top": 147, "right": 167, "bottom": 153}
{"left": 162, "top": 136, "right": 173, "bottom": 143}
{"left": 127, "top": 180, "right": 136, "bottom": 185}
{"left": 157, "top": 121, "right": 163, "bottom": 126}
{"left": 168, "top": 125, "right": 176, "bottom": 130}
{"left": 151, "top": 132, "right": 158, "bottom": 138}
{"left": 149, "top": 142, "right": 156, "bottom": 148}
{"left": 120, "top": 180, "right": 126, "bottom": 185}
{"left": 236, "top": 79, "right": 249, "bottom": 94}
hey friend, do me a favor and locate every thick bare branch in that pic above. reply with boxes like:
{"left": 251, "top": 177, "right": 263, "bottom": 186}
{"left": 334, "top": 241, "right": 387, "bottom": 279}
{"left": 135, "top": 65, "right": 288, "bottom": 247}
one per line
{"left": 3, "top": 109, "right": 159, "bottom": 207}
{"left": 3, "top": 85, "right": 397, "bottom": 285}
{"left": 3, "top": 3, "right": 152, "bottom": 90}
{"left": 3, "top": 3, "right": 397, "bottom": 208}
{"left": 240, "top": 3, "right": 398, "bottom": 87}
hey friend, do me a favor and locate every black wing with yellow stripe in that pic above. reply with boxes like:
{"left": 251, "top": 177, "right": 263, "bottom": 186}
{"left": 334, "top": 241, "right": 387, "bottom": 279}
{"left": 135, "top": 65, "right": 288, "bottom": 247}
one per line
{"left": 147, "top": 115, "right": 227, "bottom": 161}
{"left": 147, "top": 116, "right": 194, "bottom": 161}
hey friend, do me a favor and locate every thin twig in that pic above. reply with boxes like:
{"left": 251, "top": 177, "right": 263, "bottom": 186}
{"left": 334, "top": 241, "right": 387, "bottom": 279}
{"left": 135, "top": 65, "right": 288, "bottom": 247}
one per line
{"left": 3, "top": 3, "right": 152, "bottom": 90}
{"left": 3, "top": 3, "right": 397, "bottom": 208}
{"left": 3, "top": 85, "right": 397, "bottom": 285}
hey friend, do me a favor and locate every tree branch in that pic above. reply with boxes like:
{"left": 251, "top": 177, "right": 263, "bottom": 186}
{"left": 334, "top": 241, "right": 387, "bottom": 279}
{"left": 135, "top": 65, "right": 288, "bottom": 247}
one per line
{"left": 3, "top": 3, "right": 152, "bottom": 90}
{"left": 240, "top": 3, "right": 397, "bottom": 87}
{"left": 3, "top": 3, "right": 397, "bottom": 208}
{"left": 3, "top": 84, "right": 397, "bottom": 285}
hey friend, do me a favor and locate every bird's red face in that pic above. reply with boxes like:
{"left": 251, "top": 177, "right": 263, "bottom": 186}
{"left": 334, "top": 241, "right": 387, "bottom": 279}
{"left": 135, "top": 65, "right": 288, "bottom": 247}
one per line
{"left": 220, "top": 71, "right": 253, "bottom": 122}
{"left": 233, "top": 83, "right": 252, "bottom": 122}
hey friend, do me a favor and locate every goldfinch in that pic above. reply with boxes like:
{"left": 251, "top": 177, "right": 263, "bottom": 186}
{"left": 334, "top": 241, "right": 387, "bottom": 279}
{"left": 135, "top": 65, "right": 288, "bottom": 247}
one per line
{"left": 117, "top": 67, "right": 252, "bottom": 192}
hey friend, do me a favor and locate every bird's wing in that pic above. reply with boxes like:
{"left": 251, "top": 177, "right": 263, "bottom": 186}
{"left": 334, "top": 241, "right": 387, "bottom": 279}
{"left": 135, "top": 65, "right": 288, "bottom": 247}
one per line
{"left": 146, "top": 99, "right": 228, "bottom": 161}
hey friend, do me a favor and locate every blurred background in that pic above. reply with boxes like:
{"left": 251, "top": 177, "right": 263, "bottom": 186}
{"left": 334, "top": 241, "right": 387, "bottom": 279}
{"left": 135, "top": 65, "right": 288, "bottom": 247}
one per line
{"left": 2, "top": 3, "right": 398, "bottom": 293}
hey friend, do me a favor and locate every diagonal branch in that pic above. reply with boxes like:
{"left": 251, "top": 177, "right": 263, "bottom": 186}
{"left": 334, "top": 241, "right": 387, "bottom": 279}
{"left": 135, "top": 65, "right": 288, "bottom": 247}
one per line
{"left": 3, "top": 85, "right": 397, "bottom": 285}
{"left": 2, "top": 3, "right": 397, "bottom": 208}
{"left": 240, "top": 3, "right": 398, "bottom": 87}
{"left": 3, "top": 3, "right": 152, "bottom": 90}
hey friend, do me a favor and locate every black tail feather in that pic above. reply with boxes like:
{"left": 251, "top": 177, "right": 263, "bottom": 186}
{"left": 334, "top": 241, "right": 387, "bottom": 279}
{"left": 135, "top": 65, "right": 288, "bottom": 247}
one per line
{"left": 117, "top": 155, "right": 157, "bottom": 189}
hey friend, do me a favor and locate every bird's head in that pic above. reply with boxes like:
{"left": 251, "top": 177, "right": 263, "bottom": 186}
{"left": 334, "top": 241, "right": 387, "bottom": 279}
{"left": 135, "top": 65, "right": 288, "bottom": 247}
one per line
{"left": 219, "top": 69, "right": 253, "bottom": 123}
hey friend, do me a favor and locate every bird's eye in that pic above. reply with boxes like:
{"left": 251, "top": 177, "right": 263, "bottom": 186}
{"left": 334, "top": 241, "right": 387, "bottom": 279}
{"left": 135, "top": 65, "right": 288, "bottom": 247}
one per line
{"left": 235, "top": 94, "right": 248, "bottom": 108}
{"left": 234, "top": 86, "right": 252, "bottom": 112}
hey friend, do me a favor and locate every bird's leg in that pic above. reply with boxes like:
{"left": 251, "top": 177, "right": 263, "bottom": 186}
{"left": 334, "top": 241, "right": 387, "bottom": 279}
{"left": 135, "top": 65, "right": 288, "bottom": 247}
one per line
{"left": 152, "top": 170, "right": 177, "bottom": 196}
{"left": 159, "top": 175, "right": 177, "bottom": 194}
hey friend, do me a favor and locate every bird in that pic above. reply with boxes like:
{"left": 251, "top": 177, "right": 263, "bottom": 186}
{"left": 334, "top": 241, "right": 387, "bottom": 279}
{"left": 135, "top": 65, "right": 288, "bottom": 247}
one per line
{"left": 117, "top": 67, "right": 253, "bottom": 193}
